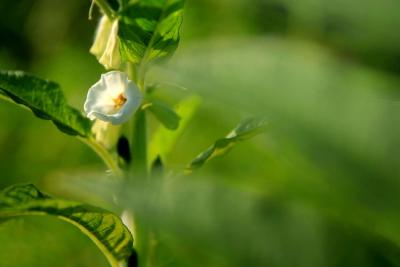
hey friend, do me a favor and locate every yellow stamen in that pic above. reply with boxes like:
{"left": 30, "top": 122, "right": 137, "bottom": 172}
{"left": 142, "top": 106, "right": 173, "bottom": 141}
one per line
{"left": 113, "top": 93, "right": 127, "bottom": 109}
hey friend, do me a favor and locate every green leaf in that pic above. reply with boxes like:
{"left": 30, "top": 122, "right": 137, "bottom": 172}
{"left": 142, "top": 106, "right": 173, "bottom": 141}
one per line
{"left": 0, "top": 184, "right": 133, "bottom": 267}
{"left": 0, "top": 71, "right": 92, "bottom": 137}
{"left": 147, "top": 101, "right": 181, "bottom": 130}
{"left": 188, "top": 117, "right": 267, "bottom": 171}
{"left": 118, "top": 0, "right": 185, "bottom": 66}
{"left": 149, "top": 95, "right": 201, "bottom": 164}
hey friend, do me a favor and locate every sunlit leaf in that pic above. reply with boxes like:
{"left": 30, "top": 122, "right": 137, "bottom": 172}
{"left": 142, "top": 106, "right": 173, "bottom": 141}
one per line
{"left": 188, "top": 117, "right": 267, "bottom": 171}
{"left": 148, "top": 101, "right": 181, "bottom": 130}
{"left": 118, "top": 0, "right": 185, "bottom": 66}
{"left": 0, "top": 184, "right": 133, "bottom": 267}
{"left": 0, "top": 71, "right": 92, "bottom": 137}
{"left": 149, "top": 95, "right": 201, "bottom": 164}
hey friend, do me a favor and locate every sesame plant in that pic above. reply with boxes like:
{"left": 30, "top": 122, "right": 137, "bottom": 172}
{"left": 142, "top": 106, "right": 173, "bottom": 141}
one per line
{"left": 0, "top": 1, "right": 265, "bottom": 266}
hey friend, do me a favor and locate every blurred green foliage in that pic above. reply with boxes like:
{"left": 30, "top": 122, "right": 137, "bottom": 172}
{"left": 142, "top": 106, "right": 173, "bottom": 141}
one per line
{"left": 1, "top": 0, "right": 400, "bottom": 266}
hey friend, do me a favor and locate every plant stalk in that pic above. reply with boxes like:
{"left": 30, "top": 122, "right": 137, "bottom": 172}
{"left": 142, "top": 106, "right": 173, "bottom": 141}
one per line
{"left": 78, "top": 136, "right": 123, "bottom": 178}
{"left": 128, "top": 59, "right": 159, "bottom": 267}
{"left": 94, "top": 0, "right": 115, "bottom": 20}
{"left": 131, "top": 110, "right": 148, "bottom": 176}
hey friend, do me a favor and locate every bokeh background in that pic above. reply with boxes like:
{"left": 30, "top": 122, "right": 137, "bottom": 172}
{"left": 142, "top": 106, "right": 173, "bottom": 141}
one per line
{"left": 1, "top": 0, "right": 400, "bottom": 266}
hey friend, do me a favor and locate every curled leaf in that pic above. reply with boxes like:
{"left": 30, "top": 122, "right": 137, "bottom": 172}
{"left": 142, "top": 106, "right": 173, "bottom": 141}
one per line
{"left": 188, "top": 117, "right": 267, "bottom": 171}
{"left": 0, "top": 184, "right": 134, "bottom": 267}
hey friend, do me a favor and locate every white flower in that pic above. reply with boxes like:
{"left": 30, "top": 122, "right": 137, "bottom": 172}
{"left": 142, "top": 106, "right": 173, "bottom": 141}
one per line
{"left": 90, "top": 16, "right": 121, "bottom": 70}
{"left": 84, "top": 71, "right": 142, "bottom": 125}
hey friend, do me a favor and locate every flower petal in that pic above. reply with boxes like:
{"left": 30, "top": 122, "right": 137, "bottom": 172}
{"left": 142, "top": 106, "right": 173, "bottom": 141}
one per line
{"left": 84, "top": 77, "right": 115, "bottom": 119}
{"left": 102, "top": 71, "right": 128, "bottom": 97}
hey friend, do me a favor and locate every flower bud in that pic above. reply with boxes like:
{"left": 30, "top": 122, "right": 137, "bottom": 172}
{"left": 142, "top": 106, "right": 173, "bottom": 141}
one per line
{"left": 91, "top": 120, "right": 121, "bottom": 149}
{"left": 90, "top": 16, "right": 121, "bottom": 70}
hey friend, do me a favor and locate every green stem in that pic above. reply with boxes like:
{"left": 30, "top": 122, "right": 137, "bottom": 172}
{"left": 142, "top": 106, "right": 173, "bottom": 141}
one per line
{"left": 130, "top": 108, "right": 153, "bottom": 267}
{"left": 130, "top": 109, "right": 148, "bottom": 176}
{"left": 78, "top": 136, "right": 123, "bottom": 178}
{"left": 94, "top": 0, "right": 115, "bottom": 20}
{"left": 128, "top": 61, "right": 158, "bottom": 267}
